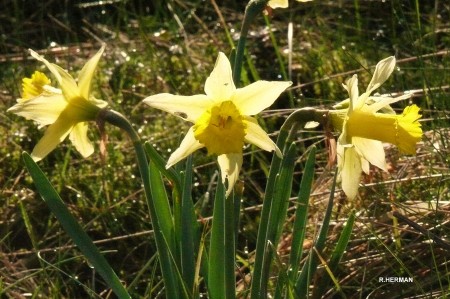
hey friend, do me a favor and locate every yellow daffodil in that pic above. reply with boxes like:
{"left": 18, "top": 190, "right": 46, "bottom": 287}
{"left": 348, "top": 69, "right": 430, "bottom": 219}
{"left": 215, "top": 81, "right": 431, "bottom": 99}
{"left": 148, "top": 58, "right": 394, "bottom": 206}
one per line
{"left": 268, "top": 0, "right": 312, "bottom": 9}
{"left": 8, "top": 45, "right": 108, "bottom": 161}
{"left": 143, "top": 52, "right": 292, "bottom": 196}
{"left": 330, "top": 56, "right": 422, "bottom": 199}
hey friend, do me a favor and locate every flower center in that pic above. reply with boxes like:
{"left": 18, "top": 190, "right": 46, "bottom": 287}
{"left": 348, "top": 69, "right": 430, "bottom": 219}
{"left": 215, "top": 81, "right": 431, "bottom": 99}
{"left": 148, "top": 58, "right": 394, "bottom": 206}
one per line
{"left": 193, "top": 100, "right": 246, "bottom": 155}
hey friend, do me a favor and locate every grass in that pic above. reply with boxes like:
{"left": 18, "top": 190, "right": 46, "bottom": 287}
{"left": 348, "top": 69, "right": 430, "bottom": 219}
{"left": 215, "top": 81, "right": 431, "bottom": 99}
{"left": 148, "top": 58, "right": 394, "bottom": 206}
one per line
{"left": 1, "top": 0, "right": 449, "bottom": 298}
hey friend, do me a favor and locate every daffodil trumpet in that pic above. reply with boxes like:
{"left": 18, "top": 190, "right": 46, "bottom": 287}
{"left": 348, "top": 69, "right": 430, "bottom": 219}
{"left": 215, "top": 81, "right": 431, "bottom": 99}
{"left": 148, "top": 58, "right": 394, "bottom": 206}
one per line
{"left": 8, "top": 45, "right": 108, "bottom": 161}
{"left": 344, "top": 104, "right": 422, "bottom": 155}
{"left": 144, "top": 52, "right": 292, "bottom": 196}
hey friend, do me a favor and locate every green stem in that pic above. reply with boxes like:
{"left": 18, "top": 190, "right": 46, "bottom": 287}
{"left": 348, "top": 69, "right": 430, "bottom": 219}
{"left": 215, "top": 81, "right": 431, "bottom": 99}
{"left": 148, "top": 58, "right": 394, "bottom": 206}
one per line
{"left": 100, "top": 111, "right": 150, "bottom": 198}
{"left": 250, "top": 107, "right": 327, "bottom": 299}
{"left": 233, "top": 0, "right": 269, "bottom": 86}
{"left": 100, "top": 109, "right": 180, "bottom": 298}
{"left": 263, "top": 14, "right": 294, "bottom": 107}
{"left": 280, "top": 108, "right": 328, "bottom": 135}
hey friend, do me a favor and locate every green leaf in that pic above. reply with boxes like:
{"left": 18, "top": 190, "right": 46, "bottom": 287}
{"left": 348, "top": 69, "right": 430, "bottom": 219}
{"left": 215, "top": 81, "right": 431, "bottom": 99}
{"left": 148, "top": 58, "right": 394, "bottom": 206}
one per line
{"left": 288, "top": 147, "right": 316, "bottom": 283}
{"left": 249, "top": 128, "right": 289, "bottom": 299}
{"left": 22, "top": 152, "right": 131, "bottom": 299}
{"left": 147, "top": 158, "right": 183, "bottom": 299}
{"left": 144, "top": 141, "right": 182, "bottom": 195}
{"left": 224, "top": 191, "right": 237, "bottom": 299}
{"left": 312, "top": 210, "right": 356, "bottom": 298}
{"left": 148, "top": 158, "right": 175, "bottom": 251}
{"left": 295, "top": 171, "right": 338, "bottom": 298}
{"left": 207, "top": 175, "right": 235, "bottom": 299}
{"left": 251, "top": 142, "right": 297, "bottom": 298}
{"left": 180, "top": 155, "right": 197, "bottom": 293}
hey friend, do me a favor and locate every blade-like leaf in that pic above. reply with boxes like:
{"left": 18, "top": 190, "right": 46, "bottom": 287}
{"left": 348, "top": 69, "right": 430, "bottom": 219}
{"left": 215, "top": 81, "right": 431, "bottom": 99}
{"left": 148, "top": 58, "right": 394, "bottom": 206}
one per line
{"left": 249, "top": 127, "right": 290, "bottom": 299}
{"left": 22, "top": 152, "right": 131, "bottom": 299}
{"left": 147, "top": 159, "right": 183, "bottom": 299}
{"left": 312, "top": 210, "right": 356, "bottom": 298}
{"left": 288, "top": 146, "right": 316, "bottom": 282}
{"left": 144, "top": 141, "right": 182, "bottom": 195}
{"left": 207, "top": 174, "right": 235, "bottom": 299}
{"left": 295, "top": 171, "right": 338, "bottom": 298}
{"left": 180, "top": 155, "right": 197, "bottom": 293}
{"left": 225, "top": 190, "right": 237, "bottom": 299}
{"left": 252, "top": 142, "right": 297, "bottom": 298}
{"left": 208, "top": 176, "right": 226, "bottom": 298}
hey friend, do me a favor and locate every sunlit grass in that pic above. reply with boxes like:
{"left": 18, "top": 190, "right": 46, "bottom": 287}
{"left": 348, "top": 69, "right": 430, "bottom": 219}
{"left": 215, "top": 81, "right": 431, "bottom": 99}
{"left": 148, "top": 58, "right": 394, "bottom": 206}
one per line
{"left": 1, "top": 0, "right": 449, "bottom": 297}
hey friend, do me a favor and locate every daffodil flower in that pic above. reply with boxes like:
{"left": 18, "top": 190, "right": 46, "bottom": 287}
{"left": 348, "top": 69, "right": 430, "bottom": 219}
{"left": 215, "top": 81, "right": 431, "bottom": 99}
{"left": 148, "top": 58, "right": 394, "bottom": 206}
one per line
{"left": 8, "top": 46, "right": 108, "bottom": 161}
{"left": 268, "top": 0, "right": 312, "bottom": 9}
{"left": 330, "top": 56, "right": 422, "bottom": 199}
{"left": 143, "top": 52, "right": 292, "bottom": 196}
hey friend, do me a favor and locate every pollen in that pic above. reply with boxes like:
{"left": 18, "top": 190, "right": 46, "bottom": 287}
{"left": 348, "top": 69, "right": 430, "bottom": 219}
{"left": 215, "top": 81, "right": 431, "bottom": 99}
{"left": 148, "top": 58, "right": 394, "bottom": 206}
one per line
{"left": 193, "top": 101, "right": 247, "bottom": 155}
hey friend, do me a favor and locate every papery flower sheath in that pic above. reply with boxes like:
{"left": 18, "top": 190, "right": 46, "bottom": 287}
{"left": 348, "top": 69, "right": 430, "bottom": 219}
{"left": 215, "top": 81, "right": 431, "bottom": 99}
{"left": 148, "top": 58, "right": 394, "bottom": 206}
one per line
{"left": 8, "top": 46, "right": 108, "bottom": 161}
{"left": 329, "top": 56, "right": 422, "bottom": 199}
{"left": 143, "top": 52, "right": 292, "bottom": 196}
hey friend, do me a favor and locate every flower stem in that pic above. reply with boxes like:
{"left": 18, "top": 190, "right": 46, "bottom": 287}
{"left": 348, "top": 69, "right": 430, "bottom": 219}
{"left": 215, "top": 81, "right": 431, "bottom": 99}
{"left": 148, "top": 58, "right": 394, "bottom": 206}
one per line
{"left": 250, "top": 107, "right": 329, "bottom": 298}
{"left": 99, "top": 109, "right": 181, "bottom": 298}
{"left": 99, "top": 110, "right": 148, "bottom": 187}
{"left": 233, "top": 0, "right": 269, "bottom": 86}
{"left": 280, "top": 107, "right": 329, "bottom": 146}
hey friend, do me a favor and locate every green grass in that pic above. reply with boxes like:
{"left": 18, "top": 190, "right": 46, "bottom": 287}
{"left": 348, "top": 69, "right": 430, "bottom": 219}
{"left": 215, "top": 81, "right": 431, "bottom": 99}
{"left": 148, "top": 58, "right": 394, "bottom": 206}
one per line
{"left": 1, "top": 0, "right": 449, "bottom": 298}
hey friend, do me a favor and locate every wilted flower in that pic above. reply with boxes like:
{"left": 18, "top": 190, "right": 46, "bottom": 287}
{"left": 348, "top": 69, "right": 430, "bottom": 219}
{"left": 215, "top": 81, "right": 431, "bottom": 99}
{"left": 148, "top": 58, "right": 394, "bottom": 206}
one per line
{"left": 329, "top": 56, "right": 422, "bottom": 199}
{"left": 8, "top": 45, "right": 108, "bottom": 161}
{"left": 143, "top": 52, "right": 291, "bottom": 196}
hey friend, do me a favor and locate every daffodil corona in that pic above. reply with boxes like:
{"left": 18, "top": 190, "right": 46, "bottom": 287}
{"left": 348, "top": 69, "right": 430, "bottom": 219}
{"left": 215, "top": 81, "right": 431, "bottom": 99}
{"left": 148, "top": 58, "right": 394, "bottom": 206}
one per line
{"left": 330, "top": 56, "right": 422, "bottom": 199}
{"left": 8, "top": 46, "right": 108, "bottom": 161}
{"left": 143, "top": 52, "right": 292, "bottom": 196}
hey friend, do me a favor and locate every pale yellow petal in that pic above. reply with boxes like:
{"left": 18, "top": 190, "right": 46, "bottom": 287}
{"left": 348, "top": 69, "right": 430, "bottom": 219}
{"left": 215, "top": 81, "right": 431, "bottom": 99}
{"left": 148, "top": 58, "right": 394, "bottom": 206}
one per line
{"left": 31, "top": 117, "right": 74, "bottom": 161}
{"left": 7, "top": 93, "right": 68, "bottom": 126}
{"left": 204, "top": 52, "right": 235, "bottom": 101}
{"left": 364, "top": 94, "right": 410, "bottom": 114}
{"left": 360, "top": 157, "right": 370, "bottom": 175}
{"left": 345, "top": 75, "right": 360, "bottom": 112}
{"left": 353, "top": 137, "right": 387, "bottom": 172}
{"left": 268, "top": 0, "right": 288, "bottom": 8}
{"left": 339, "top": 146, "right": 362, "bottom": 199}
{"left": 232, "top": 80, "right": 292, "bottom": 115}
{"left": 69, "top": 122, "right": 94, "bottom": 158}
{"left": 243, "top": 116, "right": 282, "bottom": 158}
{"left": 366, "top": 56, "right": 395, "bottom": 94}
{"left": 336, "top": 142, "right": 345, "bottom": 182}
{"left": 143, "top": 93, "right": 211, "bottom": 122}
{"left": 29, "top": 49, "right": 79, "bottom": 100}
{"left": 217, "top": 153, "right": 243, "bottom": 197}
{"left": 77, "top": 45, "right": 105, "bottom": 100}
{"left": 166, "top": 127, "right": 204, "bottom": 168}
